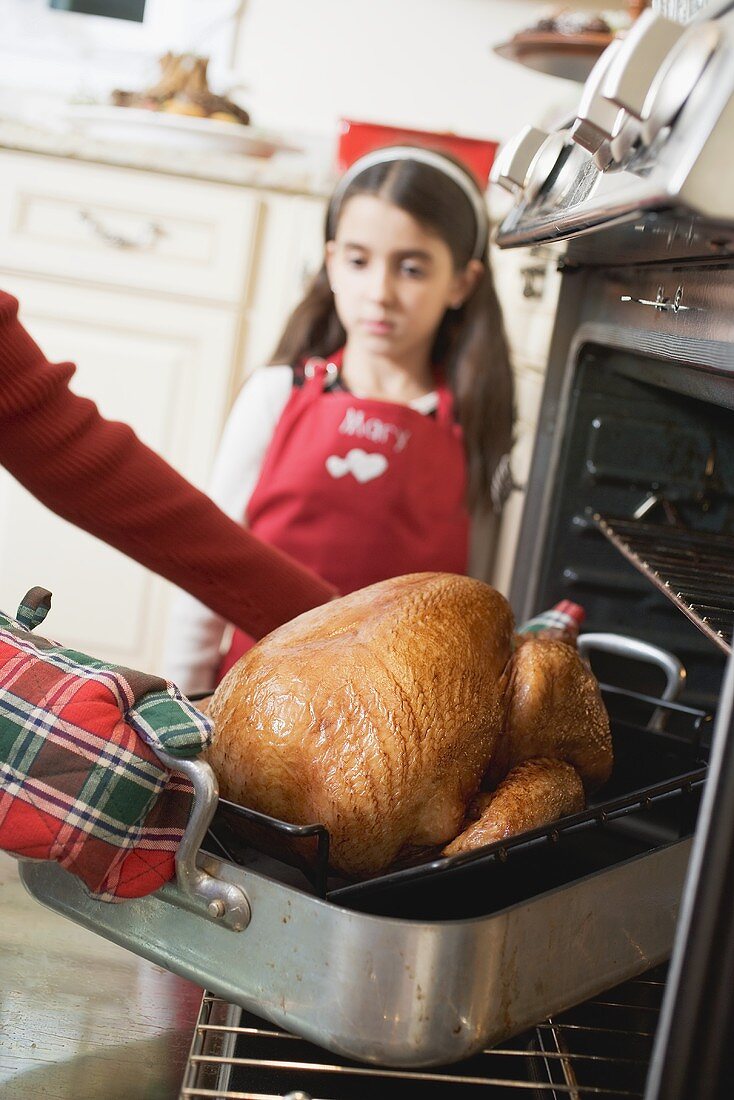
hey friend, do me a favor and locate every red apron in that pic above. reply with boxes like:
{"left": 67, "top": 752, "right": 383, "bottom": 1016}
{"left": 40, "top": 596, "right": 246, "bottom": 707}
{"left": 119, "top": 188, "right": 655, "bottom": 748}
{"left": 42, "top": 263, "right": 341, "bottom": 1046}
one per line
{"left": 218, "top": 351, "right": 469, "bottom": 679}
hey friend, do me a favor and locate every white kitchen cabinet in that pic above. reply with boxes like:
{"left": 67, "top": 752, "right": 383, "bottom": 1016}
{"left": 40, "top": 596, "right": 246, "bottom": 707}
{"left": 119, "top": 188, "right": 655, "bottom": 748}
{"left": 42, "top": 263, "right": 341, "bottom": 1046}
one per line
{"left": 0, "top": 274, "right": 239, "bottom": 670}
{"left": 0, "top": 146, "right": 326, "bottom": 673}
{"left": 0, "top": 151, "right": 258, "bottom": 303}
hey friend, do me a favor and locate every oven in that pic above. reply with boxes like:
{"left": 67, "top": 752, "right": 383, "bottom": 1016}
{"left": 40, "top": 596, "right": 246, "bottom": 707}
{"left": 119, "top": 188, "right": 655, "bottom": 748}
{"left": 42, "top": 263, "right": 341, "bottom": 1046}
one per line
{"left": 15, "top": 3, "right": 734, "bottom": 1096}
{"left": 499, "top": 194, "right": 734, "bottom": 1100}
{"left": 496, "top": 1, "right": 734, "bottom": 1094}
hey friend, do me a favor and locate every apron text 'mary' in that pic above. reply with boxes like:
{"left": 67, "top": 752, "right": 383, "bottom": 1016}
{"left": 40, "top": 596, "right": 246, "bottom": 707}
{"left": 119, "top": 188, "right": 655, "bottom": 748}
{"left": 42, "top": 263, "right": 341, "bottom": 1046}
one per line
{"left": 218, "top": 353, "right": 470, "bottom": 679}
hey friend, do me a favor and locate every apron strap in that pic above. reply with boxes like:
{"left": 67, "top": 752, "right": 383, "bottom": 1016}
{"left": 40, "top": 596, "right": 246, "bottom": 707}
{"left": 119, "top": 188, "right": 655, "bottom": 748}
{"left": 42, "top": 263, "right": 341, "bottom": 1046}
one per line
{"left": 435, "top": 381, "right": 457, "bottom": 426}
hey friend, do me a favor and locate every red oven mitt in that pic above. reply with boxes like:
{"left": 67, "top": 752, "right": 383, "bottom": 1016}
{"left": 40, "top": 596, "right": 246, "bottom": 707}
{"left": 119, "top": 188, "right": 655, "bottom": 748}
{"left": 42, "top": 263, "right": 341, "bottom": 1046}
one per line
{"left": 0, "top": 587, "right": 212, "bottom": 901}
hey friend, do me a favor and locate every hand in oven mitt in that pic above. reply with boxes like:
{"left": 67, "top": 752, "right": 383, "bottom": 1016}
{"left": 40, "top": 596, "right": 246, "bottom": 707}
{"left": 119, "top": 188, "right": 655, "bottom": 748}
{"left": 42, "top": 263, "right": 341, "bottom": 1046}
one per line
{"left": 0, "top": 587, "right": 212, "bottom": 901}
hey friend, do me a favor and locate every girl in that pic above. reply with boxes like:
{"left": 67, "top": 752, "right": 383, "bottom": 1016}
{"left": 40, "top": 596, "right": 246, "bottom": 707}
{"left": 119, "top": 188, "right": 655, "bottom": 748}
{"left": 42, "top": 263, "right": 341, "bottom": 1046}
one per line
{"left": 165, "top": 145, "right": 515, "bottom": 693}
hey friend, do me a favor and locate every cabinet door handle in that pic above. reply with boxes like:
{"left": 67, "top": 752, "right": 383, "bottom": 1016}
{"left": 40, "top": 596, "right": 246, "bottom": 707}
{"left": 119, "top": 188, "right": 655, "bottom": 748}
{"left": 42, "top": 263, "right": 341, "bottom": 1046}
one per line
{"left": 78, "top": 209, "right": 166, "bottom": 251}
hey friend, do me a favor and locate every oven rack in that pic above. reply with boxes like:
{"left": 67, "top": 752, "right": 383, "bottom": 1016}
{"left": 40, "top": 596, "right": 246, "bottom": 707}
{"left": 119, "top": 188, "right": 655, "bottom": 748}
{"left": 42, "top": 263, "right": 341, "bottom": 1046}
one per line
{"left": 181, "top": 964, "right": 668, "bottom": 1098}
{"left": 594, "top": 514, "right": 734, "bottom": 655}
{"left": 202, "top": 685, "right": 710, "bottom": 907}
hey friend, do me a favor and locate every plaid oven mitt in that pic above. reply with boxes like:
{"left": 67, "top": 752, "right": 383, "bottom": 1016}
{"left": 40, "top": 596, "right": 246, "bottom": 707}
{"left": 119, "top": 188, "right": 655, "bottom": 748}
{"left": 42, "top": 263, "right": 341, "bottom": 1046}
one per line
{"left": 0, "top": 587, "right": 212, "bottom": 901}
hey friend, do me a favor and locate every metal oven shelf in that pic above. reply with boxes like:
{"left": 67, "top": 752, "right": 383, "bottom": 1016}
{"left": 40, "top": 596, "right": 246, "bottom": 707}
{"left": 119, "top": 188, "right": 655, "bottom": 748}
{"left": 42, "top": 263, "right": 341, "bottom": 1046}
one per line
{"left": 182, "top": 965, "right": 668, "bottom": 1098}
{"left": 594, "top": 515, "right": 734, "bottom": 655}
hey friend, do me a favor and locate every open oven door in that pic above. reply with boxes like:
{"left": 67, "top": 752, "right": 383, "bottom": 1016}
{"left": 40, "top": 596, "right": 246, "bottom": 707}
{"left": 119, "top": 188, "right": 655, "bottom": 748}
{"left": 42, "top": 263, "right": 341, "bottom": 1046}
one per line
{"left": 645, "top": 648, "right": 734, "bottom": 1100}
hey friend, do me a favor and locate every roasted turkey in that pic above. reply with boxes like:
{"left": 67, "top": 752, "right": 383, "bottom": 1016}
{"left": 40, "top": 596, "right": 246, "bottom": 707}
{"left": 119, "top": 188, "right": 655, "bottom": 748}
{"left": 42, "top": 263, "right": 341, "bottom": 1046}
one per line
{"left": 206, "top": 573, "right": 612, "bottom": 877}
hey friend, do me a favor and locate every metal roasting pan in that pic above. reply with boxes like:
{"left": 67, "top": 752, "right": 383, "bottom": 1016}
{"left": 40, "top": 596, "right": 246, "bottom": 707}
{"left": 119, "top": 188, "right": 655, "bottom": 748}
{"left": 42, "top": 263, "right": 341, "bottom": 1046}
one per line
{"left": 19, "top": 830, "right": 692, "bottom": 1069}
{"left": 17, "top": 635, "right": 701, "bottom": 1068}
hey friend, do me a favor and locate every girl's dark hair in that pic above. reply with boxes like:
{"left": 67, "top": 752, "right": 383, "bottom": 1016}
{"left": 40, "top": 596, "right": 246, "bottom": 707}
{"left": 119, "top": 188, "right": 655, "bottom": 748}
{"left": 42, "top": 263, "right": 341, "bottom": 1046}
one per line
{"left": 270, "top": 152, "right": 515, "bottom": 511}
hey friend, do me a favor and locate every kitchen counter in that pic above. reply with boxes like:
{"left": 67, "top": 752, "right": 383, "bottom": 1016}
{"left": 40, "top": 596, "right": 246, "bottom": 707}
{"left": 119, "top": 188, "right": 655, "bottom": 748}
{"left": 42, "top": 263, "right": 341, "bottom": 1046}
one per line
{"left": 0, "top": 853, "right": 202, "bottom": 1100}
{"left": 0, "top": 114, "right": 335, "bottom": 197}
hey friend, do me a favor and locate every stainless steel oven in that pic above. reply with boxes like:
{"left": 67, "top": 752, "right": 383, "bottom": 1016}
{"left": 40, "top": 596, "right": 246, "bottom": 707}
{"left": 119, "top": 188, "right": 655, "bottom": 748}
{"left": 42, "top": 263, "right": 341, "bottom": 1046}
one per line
{"left": 493, "top": 3, "right": 734, "bottom": 1095}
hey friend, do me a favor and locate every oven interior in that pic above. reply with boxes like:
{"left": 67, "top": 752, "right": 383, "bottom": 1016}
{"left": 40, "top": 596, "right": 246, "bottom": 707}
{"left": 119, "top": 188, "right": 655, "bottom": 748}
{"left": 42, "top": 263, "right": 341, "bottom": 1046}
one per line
{"left": 533, "top": 344, "right": 732, "bottom": 713}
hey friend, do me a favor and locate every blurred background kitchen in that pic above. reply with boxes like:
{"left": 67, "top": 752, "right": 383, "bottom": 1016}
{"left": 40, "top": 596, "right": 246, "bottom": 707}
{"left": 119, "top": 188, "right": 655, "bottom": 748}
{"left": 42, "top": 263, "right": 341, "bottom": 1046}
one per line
{"left": 0, "top": 0, "right": 645, "bottom": 674}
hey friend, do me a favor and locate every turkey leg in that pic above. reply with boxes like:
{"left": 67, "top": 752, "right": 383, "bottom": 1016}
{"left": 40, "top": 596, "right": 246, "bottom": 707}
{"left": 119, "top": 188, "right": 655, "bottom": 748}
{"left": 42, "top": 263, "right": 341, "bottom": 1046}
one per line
{"left": 442, "top": 757, "right": 584, "bottom": 857}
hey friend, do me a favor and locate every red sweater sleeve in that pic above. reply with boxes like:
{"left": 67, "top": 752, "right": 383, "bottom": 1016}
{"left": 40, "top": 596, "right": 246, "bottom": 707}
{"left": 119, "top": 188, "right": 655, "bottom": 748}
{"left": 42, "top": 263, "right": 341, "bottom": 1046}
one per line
{"left": 0, "top": 292, "right": 336, "bottom": 637}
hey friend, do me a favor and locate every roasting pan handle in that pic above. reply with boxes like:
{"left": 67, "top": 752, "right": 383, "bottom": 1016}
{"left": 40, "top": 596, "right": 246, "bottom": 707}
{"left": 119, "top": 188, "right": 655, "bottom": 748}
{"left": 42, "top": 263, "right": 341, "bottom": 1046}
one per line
{"left": 577, "top": 632, "right": 686, "bottom": 731}
{"left": 154, "top": 748, "right": 251, "bottom": 932}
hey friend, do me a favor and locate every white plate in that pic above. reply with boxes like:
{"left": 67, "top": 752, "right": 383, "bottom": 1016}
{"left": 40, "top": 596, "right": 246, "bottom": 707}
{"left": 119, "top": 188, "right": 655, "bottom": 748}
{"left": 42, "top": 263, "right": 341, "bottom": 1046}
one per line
{"left": 65, "top": 105, "right": 301, "bottom": 158}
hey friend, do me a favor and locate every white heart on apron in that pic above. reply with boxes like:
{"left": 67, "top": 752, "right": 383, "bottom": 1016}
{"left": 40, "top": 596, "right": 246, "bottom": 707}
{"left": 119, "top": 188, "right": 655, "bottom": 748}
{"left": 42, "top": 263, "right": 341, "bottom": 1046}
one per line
{"left": 325, "top": 454, "right": 349, "bottom": 479}
{"left": 325, "top": 449, "right": 389, "bottom": 483}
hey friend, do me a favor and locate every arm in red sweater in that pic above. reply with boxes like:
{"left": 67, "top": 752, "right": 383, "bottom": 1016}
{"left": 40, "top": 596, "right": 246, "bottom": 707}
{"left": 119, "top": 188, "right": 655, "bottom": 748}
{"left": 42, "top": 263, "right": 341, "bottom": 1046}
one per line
{"left": 0, "top": 292, "right": 336, "bottom": 638}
